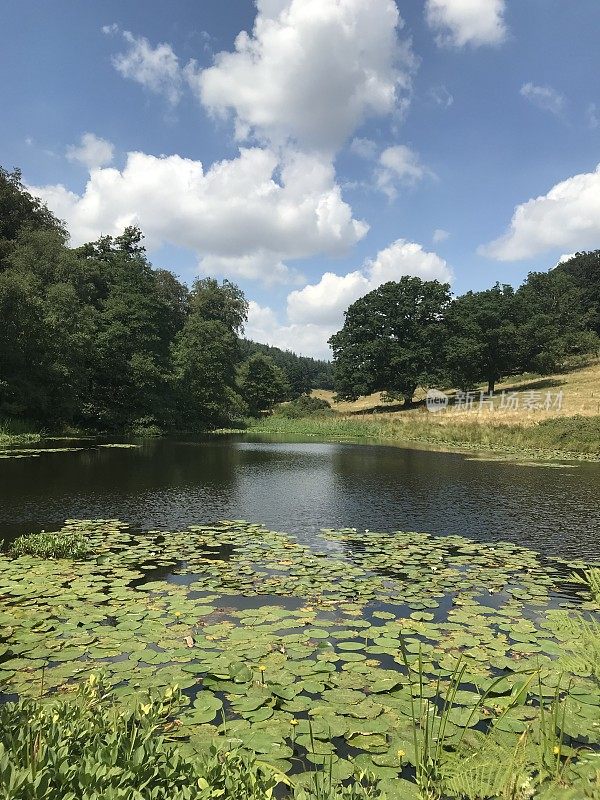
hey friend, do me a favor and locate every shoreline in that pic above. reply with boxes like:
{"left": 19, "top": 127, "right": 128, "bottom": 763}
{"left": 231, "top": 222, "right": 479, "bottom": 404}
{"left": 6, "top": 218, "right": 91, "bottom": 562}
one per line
{"left": 244, "top": 414, "right": 600, "bottom": 463}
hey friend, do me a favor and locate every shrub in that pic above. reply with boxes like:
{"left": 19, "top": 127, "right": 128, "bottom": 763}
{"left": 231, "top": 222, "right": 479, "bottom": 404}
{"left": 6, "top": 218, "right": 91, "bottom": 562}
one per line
{"left": 8, "top": 531, "right": 90, "bottom": 559}
{"left": 276, "top": 395, "right": 333, "bottom": 419}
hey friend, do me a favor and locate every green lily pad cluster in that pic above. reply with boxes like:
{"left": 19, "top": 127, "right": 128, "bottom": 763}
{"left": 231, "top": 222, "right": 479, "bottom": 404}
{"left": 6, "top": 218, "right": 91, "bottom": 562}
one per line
{"left": 0, "top": 519, "right": 598, "bottom": 795}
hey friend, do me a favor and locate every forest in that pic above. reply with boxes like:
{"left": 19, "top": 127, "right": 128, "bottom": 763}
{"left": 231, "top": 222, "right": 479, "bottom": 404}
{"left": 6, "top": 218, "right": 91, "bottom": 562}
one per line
{"left": 1, "top": 165, "right": 599, "bottom": 432}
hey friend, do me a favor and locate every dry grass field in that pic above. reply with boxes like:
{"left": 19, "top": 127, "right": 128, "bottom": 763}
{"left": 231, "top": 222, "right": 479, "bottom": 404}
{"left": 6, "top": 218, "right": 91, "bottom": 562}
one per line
{"left": 313, "top": 358, "right": 600, "bottom": 427}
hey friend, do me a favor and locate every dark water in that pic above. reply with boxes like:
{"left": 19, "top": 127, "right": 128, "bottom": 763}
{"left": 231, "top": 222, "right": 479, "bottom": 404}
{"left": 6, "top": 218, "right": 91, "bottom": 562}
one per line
{"left": 1, "top": 435, "right": 599, "bottom": 559}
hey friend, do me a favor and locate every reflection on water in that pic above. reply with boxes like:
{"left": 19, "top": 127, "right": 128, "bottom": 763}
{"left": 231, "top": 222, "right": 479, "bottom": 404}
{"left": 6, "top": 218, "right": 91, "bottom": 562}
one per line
{"left": 0, "top": 434, "right": 598, "bottom": 559}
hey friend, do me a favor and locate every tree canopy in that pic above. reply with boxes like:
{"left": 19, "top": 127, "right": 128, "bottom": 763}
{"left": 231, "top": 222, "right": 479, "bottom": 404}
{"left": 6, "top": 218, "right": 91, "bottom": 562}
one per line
{"left": 329, "top": 277, "right": 451, "bottom": 404}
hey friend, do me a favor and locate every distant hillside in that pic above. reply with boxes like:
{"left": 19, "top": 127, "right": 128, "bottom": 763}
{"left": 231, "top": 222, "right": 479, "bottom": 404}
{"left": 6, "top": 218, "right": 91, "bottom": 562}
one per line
{"left": 240, "top": 339, "right": 334, "bottom": 394}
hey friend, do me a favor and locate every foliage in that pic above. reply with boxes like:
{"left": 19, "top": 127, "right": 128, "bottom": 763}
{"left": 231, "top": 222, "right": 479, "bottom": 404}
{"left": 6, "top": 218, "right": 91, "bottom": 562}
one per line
{"left": 0, "top": 677, "right": 387, "bottom": 800}
{"left": 8, "top": 530, "right": 90, "bottom": 559}
{"left": 443, "top": 284, "right": 520, "bottom": 393}
{"left": 239, "top": 339, "right": 335, "bottom": 395}
{"left": 329, "top": 278, "right": 451, "bottom": 405}
{"left": 556, "top": 251, "right": 600, "bottom": 335}
{"left": 0, "top": 417, "right": 41, "bottom": 446}
{"left": 1, "top": 518, "right": 599, "bottom": 799}
{"left": 238, "top": 353, "right": 290, "bottom": 416}
{"left": 0, "top": 170, "right": 259, "bottom": 432}
{"left": 274, "top": 394, "right": 333, "bottom": 419}
{"left": 0, "top": 678, "right": 282, "bottom": 800}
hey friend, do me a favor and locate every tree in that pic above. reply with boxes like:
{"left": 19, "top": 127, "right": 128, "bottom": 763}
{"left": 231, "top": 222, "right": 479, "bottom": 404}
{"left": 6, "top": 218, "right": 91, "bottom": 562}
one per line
{"left": 555, "top": 251, "right": 600, "bottom": 335}
{"left": 189, "top": 278, "right": 248, "bottom": 335}
{"left": 238, "top": 354, "right": 290, "bottom": 416}
{"left": 0, "top": 168, "right": 66, "bottom": 267}
{"left": 329, "top": 278, "right": 451, "bottom": 404}
{"left": 443, "top": 284, "right": 518, "bottom": 394}
{"left": 514, "top": 269, "right": 599, "bottom": 374}
{"left": 171, "top": 279, "right": 249, "bottom": 428}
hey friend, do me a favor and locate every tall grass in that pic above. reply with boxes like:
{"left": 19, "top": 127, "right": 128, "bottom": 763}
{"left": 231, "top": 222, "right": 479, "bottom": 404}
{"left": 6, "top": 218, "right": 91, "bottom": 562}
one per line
{"left": 248, "top": 414, "right": 600, "bottom": 458}
{"left": 0, "top": 417, "right": 41, "bottom": 446}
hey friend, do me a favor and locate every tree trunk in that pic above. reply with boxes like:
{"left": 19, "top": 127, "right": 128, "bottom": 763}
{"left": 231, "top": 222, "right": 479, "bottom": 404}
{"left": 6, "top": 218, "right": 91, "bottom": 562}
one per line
{"left": 403, "top": 384, "right": 418, "bottom": 407}
{"left": 487, "top": 378, "right": 495, "bottom": 394}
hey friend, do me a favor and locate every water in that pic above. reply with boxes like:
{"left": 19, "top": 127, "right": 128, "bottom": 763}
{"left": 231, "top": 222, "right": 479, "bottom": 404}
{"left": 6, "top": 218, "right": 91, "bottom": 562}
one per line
{"left": 1, "top": 434, "right": 599, "bottom": 559}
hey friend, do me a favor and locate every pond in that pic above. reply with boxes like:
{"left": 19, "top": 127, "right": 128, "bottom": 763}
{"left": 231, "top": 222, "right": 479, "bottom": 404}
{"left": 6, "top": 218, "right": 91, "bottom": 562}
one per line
{"left": 1, "top": 434, "right": 599, "bottom": 559}
{"left": 1, "top": 435, "right": 599, "bottom": 795}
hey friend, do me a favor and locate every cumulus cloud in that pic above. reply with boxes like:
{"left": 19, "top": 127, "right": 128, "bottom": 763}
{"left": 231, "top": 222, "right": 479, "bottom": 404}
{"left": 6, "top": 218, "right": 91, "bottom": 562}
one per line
{"left": 246, "top": 301, "right": 333, "bottom": 358}
{"left": 480, "top": 164, "right": 600, "bottom": 260}
{"left": 107, "top": 27, "right": 183, "bottom": 105}
{"left": 288, "top": 239, "right": 452, "bottom": 326}
{"left": 66, "top": 133, "right": 114, "bottom": 169}
{"left": 376, "top": 145, "right": 433, "bottom": 199}
{"left": 520, "top": 82, "right": 565, "bottom": 116}
{"left": 425, "top": 0, "right": 507, "bottom": 48}
{"left": 29, "top": 148, "right": 368, "bottom": 284}
{"left": 247, "top": 239, "right": 452, "bottom": 357}
{"left": 190, "top": 0, "right": 416, "bottom": 152}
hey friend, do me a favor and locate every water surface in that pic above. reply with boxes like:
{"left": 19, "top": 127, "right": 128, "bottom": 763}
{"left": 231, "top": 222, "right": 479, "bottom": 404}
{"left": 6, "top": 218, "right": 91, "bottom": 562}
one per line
{"left": 1, "top": 435, "right": 598, "bottom": 559}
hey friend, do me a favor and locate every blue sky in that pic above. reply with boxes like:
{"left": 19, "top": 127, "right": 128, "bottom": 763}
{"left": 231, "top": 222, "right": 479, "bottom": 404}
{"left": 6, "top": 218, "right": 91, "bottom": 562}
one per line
{"left": 2, "top": 0, "right": 599, "bottom": 357}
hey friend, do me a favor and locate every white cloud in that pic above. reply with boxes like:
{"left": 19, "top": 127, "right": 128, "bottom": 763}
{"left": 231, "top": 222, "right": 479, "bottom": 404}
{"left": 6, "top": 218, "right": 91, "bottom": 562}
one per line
{"left": 433, "top": 228, "right": 450, "bottom": 243}
{"left": 248, "top": 239, "right": 452, "bottom": 357}
{"left": 520, "top": 82, "right": 565, "bottom": 116}
{"left": 376, "top": 145, "right": 432, "bottom": 199}
{"left": 288, "top": 239, "right": 452, "bottom": 326}
{"left": 29, "top": 148, "right": 368, "bottom": 284}
{"left": 108, "top": 28, "right": 183, "bottom": 106}
{"left": 66, "top": 133, "right": 114, "bottom": 169}
{"left": 480, "top": 164, "right": 600, "bottom": 260}
{"left": 350, "top": 137, "right": 378, "bottom": 160}
{"left": 190, "top": 0, "right": 416, "bottom": 152}
{"left": 246, "top": 300, "right": 333, "bottom": 358}
{"left": 425, "top": 0, "right": 507, "bottom": 48}
{"left": 557, "top": 253, "right": 576, "bottom": 266}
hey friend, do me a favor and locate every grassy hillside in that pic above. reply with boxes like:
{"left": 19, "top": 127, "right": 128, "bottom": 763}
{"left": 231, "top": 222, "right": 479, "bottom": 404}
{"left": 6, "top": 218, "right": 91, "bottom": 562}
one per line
{"left": 313, "top": 359, "right": 600, "bottom": 424}
{"left": 250, "top": 360, "right": 600, "bottom": 460}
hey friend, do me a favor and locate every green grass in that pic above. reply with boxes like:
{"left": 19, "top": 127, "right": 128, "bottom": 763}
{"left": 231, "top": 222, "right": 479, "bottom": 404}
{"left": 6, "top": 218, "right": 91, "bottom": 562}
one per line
{"left": 0, "top": 417, "right": 41, "bottom": 446}
{"left": 247, "top": 414, "right": 600, "bottom": 460}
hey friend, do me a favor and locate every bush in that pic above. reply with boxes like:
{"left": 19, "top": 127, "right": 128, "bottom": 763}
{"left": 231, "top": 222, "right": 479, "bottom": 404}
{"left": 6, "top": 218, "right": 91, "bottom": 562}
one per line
{"left": 9, "top": 531, "right": 90, "bottom": 559}
{"left": 276, "top": 395, "right": 333, "bottom": 419}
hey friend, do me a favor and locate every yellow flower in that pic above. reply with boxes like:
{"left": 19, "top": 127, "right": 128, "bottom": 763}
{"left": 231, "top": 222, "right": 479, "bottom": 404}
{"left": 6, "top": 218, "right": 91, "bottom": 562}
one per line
{"left": 290, "top": 719, "right": 299, "bottom": 727}
{"left": 397, "top": 750, "right": 406, "bottom": 759}
{"left": 553, "top": 745, "right": 561, "bottom": 755}
{"left": 258, "top": 665, "right": 266, "bottom": 672}
{"left": 174, "top": 611, "right": 181, "bottom": 618}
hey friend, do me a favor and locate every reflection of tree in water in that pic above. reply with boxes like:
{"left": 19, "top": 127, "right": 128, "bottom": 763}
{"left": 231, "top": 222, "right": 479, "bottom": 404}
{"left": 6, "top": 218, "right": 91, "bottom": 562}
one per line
{"left": 329, "top": 444, "right": 600, "bottom": 559}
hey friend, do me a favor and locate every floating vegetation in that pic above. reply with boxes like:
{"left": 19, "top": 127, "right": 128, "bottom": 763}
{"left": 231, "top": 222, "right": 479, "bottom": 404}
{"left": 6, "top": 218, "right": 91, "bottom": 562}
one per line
{"left": 0, "top": 442, "right": 141, "bottom": 460}
{"left": 0, "top": 519, "right": 598, "bottom": 797}
{"left": 0, "top": 446, "right": 84, "bottom": 460}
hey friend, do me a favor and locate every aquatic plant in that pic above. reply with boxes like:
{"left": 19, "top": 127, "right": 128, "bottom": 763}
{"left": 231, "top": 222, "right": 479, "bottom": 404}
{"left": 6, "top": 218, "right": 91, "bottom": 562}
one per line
{"left": 0, "top": 519, "right": 598, "bottom": 798}
{"left": 8, "top": 530, "right": 90, "bottom": 559}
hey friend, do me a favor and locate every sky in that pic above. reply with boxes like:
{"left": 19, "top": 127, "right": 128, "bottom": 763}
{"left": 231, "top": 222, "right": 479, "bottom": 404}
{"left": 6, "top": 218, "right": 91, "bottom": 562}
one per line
{"left": 2, "top": 0, "right": 599, "bottom": 358}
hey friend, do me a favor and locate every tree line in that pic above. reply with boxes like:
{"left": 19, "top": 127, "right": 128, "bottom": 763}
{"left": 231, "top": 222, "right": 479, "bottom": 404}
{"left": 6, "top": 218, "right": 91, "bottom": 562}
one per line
{"left": 329, "top": 254, "right": 600, "bottom": 404}
{"left": 0, "top": 168, "right": 330, "bottom": 431}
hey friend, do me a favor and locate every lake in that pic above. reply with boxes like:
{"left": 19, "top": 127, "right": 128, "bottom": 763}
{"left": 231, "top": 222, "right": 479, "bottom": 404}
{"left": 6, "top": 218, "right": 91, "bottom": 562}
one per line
{"left": 1, "top": 434, "right": 599, "bottom": 559}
